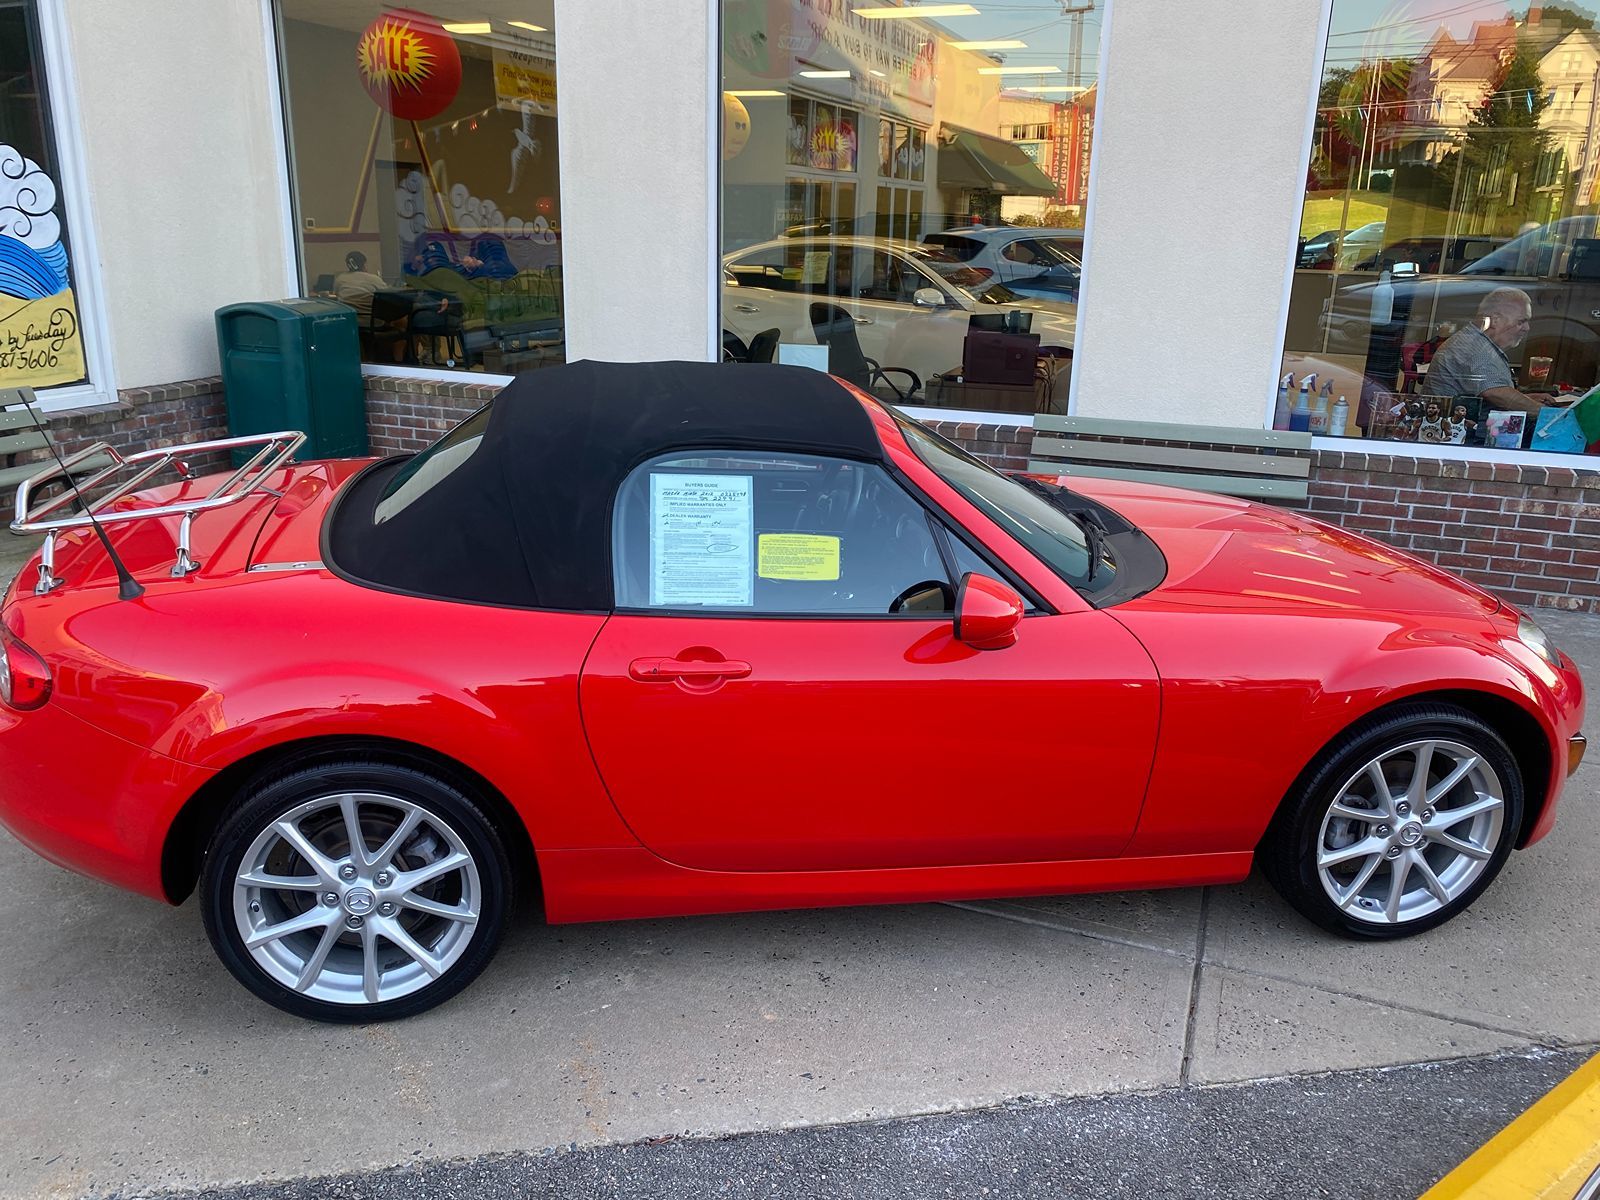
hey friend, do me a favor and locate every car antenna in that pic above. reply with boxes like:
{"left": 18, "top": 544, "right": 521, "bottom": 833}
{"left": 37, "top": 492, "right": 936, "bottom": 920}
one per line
{"left": 12, "top": 386, "right": 144, "bottom": 601}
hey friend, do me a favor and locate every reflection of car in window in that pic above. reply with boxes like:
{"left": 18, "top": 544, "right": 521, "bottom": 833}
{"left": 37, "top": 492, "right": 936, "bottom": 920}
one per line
{"left": 721, "top": 235, "right": 1077, "bottom": 396}
{"left": 1319, "top": 216, "right": 1600, "bottom": 391}
{"left": 921, "top": 226, "right": 1082, "bottom": 303}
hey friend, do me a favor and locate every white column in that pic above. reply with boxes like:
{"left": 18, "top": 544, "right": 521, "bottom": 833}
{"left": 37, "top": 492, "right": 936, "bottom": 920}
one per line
{"left": 60, "top": 0, "right": 294, "bottom": 390}
{"left": 555, "top": 0, "right": 717, "bottom": 363}
{"left": 1071, "top": 0, "right": 1329, "bottom": 428}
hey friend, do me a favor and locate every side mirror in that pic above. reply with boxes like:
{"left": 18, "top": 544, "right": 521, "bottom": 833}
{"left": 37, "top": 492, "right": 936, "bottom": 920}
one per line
{"left": 912, "top": 287, "right": 945, "bottom": 309}
{"left": 953, "top": 572, "right": 1023, "bottom": 650}
{"left": 1392, "top": 261, "right": 1419, "bottom": 277}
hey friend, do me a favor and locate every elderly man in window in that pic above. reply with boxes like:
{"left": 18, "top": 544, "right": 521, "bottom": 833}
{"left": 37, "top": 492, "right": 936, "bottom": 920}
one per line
{"left": 1423, "top": 287, "right": 1559, "bottom": 415}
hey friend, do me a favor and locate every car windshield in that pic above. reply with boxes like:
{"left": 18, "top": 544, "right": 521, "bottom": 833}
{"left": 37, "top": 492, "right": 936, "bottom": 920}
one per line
{"left": 891, "top": 409, "right": 1116, "bottom": 593}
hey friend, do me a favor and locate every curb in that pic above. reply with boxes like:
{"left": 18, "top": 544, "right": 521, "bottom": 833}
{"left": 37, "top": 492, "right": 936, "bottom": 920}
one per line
{"left": 1422, "top": 1050, "right": 1600, "bottom": 1199}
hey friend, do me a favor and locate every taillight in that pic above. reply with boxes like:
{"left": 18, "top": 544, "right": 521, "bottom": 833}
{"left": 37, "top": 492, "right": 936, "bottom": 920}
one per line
{"left": 0, "top": 626, "right": 51, "bottom": 711}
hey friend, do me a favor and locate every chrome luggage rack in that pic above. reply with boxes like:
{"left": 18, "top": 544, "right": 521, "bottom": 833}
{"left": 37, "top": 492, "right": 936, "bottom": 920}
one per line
{"left": 10, "top": 430, "right": 306, "bottom": 595}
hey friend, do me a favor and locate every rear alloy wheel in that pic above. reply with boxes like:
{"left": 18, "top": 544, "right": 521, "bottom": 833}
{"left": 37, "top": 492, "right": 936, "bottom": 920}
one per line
{"left": 201, "top": 762, "right": 511, "bottom": 1021}
{"left": 1260, "top": 705, "right": 1523, "bottom": 938}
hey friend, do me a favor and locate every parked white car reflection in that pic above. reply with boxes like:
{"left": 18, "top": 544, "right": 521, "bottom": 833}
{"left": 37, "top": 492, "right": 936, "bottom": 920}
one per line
{"left": 723, "top": 237, "right": 1077, "bottom": 399}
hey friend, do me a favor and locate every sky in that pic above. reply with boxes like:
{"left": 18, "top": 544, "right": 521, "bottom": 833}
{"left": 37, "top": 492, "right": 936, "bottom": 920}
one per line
{"left": 1323, "top": 0, "right": 1598, "bottom": 69}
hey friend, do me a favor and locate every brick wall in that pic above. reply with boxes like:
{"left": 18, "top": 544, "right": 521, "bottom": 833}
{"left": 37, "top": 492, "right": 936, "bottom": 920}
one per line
{"left": 29, "top": 376, "right": 1600, "bottom": 614}
{"left": 32, "top": 377, "right": 229, "bottom": 463}
{"left": 364, "top": 375, "right": 499, "bottom": 454}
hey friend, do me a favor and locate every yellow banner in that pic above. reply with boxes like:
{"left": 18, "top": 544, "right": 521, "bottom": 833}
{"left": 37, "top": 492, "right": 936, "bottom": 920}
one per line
{"left": 0, "top": 290, "right": 85, "bottom": 388}
{"left": 493, "top": 47, "right": 556, "bottom": 109}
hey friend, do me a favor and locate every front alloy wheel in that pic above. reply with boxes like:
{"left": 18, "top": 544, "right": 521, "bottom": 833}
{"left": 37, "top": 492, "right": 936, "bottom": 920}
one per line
{"left": 202, "top": 762, "right": 511, "bottom": 1021}
{"left": 1261, "top": 705, "right": 1524, "bottom": 938}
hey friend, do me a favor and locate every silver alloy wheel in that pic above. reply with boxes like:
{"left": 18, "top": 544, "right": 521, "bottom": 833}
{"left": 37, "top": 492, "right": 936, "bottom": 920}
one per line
{"left": 232, "top": 791, "right": 482, "bottom": 1005}
{"left": 1315, "top": 738, "right": 1505, "bottom": 926}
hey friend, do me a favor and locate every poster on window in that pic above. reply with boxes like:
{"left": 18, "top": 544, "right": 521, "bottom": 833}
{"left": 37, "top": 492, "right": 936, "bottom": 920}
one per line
{"left": 0, "top": 144, "right": 85, "bottom": 388}
{"left": 492, "top": 43, "right": 556, "bottom": 111}
{"left": 650, "top": 473, "right": 754, "bottom": 607}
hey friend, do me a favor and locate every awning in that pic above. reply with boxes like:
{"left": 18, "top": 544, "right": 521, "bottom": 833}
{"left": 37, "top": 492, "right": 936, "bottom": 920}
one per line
{"left": 936, "top": 125, "right": 1056, "bottom": 198}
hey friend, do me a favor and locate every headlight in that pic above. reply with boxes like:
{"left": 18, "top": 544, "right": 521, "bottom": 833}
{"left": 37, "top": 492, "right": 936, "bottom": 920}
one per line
{"left": 1518, "top": 615, "right": 1562, "bottom": 667}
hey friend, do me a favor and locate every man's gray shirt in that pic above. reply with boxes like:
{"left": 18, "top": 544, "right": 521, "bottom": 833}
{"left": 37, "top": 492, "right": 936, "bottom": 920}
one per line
{"left": 1423, "top": 324, "right": 1515, "bottom": 398}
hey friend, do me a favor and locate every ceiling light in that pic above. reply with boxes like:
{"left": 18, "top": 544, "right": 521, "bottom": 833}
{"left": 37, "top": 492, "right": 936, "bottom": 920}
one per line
{"left": 870, "top": 69, "right": 887, "bottom": 77}
{"left": 800, "top": 69, "right": 852, "bottom": 78}
{"left": 854, "top": 4, "right": 980, "bottom": 18}
{"left": 1012, "top": 84, "right": 1088, "bottom": 93}
{"left": 978, "top": 64, "right": 1060, "bottom": 75}
{"left": 507, "top": 21, "right": 547, "bottom": 33}
{"left": 949, "top": 39, "right": 1026, "bottom": 49}
{"left": 442, "top": 22, "right": 491, "bottom": 34}
{"left": 727, "top": 90, "right": 786, "bottom": 97}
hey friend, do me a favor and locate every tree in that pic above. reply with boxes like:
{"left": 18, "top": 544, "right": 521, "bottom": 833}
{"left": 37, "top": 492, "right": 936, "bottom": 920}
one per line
{"left": 1537, "top": 5, "right": 1596, "bottom": 32}
{"left": 1455, "top": 36, "right": 1551, "bottom": 229}
{"left": 1312, "top": 60, "right": 1415, "bottom": 192}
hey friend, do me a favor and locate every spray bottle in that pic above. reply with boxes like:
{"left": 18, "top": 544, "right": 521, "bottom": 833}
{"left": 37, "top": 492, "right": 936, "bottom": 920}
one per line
{"left": 1290, "top": 373, "right": 1316, "bottom": 433}
{"left": 1275, "top": 372, "right": 1295, "bottom": 431}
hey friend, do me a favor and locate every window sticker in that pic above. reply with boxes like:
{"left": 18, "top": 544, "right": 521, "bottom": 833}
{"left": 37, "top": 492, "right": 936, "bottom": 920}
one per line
{"left": 802, "top": 251, "right": 831, "bottom": 286}
{"left": 650, "top": 473, "right": 753, "bottom": 606}
{"left": 758, "top": 533, "right": 840, "bottom": 581}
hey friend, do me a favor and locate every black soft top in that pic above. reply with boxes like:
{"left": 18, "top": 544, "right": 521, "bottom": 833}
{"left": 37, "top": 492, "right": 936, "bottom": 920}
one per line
{"left": 326, "top": 359, "right": 886, "bottom": 611}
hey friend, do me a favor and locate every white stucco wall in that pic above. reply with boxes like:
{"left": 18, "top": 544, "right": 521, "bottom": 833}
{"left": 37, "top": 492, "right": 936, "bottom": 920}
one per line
{"left": 61, "top": 0, "right": 292, "bottom": 392}
{"left": 554, "top": 0, "right": 714, "bottom": 363}
{"left": 1071, "top": 0, "right": 1328, "bottom": 428}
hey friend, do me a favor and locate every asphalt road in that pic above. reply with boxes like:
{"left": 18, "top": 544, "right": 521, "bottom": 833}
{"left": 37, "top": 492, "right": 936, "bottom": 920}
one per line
{"left": 127, "top": 1048, "right": 1589, "bottom": 1200}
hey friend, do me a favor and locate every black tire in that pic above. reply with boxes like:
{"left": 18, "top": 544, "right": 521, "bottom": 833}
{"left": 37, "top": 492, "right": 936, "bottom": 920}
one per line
{"left": 1259, "top": 703, "right": 1523, "bottom": 939}
{"left": 200, "top": 760, "right": 512, "bottom": 1022}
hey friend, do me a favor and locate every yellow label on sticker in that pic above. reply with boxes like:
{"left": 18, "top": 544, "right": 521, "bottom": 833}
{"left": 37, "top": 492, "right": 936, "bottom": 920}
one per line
{"left": 758, "top": 533, "right": 840, "bottom": 581}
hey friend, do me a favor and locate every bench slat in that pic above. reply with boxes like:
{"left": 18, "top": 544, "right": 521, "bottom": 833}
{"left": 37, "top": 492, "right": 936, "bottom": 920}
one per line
{"left": 1027, "top": 460, "right": 1310, "bottom": 501}
{"left": 0, "top": 430, "right": 49, "bottom": 456}
{"left": 0, "top": 453, "right": 116, "bottom": 491}
{"left": 1030, "top": 435, "right": 1311, "bottom": 478}
{"left": 1034, "top": 414, "right": 1313, "bottom": 451}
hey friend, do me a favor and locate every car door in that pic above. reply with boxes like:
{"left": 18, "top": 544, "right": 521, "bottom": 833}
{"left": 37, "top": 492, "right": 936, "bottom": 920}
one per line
{"left": 722, "top": 243, "right": 813, "bottom": 350}
{"left": 844, "top": 246, "right": 971, "bottom": 381}
{"left": 578, "top": 448, "right": 1161, "bottom": 873}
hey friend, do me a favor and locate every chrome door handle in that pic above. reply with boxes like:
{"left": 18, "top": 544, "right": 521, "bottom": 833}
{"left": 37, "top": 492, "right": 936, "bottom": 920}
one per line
{"left": 853, "top": 316, "right": 873, "bottom": 325}
{"left": 735, "top": 304, "right": 760, "bottom": 313}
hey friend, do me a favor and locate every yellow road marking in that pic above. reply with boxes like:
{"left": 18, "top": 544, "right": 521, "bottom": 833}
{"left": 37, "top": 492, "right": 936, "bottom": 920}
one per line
{"left": 1422, "top": 1051, "right": 1600, "bottom": 1199}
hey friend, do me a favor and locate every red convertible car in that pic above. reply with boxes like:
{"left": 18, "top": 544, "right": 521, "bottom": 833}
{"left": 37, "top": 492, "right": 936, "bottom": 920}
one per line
{"left": 0, "top": 362, "right": 1586, "bottom": 1022}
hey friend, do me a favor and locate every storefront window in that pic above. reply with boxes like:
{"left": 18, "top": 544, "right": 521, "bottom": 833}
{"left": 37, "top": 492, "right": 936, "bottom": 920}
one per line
{"left": 0, "top": 0, "right": 90, "bottom": 390}
{"left": 277, "top": 3, "right": 562, "bottom": 375}
{"left": 721, "top": 0, "right": 1102, "bottom": 416}
{"left": 1284, "top": 2, "right": 1600, "bottom": 454}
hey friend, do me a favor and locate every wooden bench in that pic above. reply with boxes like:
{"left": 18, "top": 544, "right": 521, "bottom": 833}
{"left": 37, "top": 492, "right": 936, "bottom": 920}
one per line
{"left": 1, "top": 388, "right": 114, "bottom": 507}
{"left": 1028, "top": 415, "right": 1315, "bottom": 502}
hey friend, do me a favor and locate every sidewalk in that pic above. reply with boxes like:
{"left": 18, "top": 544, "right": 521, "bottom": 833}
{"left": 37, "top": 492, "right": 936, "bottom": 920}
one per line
{"left": 0, "top": 549, "right": 1597, "bottom": 1198}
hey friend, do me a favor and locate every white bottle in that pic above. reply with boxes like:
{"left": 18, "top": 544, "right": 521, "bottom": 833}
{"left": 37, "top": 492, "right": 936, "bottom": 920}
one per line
{"left": 1330, "top": 395, "right": 1349, "bottom": 437}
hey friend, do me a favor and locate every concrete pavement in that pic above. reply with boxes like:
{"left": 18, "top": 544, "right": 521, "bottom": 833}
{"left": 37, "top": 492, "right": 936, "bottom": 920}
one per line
{"left": 0, "top": 535, "right": 1597, "bottom": 1198}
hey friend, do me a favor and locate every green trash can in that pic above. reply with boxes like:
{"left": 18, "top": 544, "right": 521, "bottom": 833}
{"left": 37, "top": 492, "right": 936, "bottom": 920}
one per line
{"left": 215, "top": 299, "right": 368, "bottom": 465}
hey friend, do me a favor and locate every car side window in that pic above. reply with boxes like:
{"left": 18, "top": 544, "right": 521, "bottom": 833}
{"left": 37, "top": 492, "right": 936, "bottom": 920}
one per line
{"left": 727, "top": 245, "right": 803, "bottom": 294}
{"left": 1002, "top": 239, "right": 1046, "bottom": 266}
{"left": 612, "top": 451, "right": 959, "bottom": 615}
